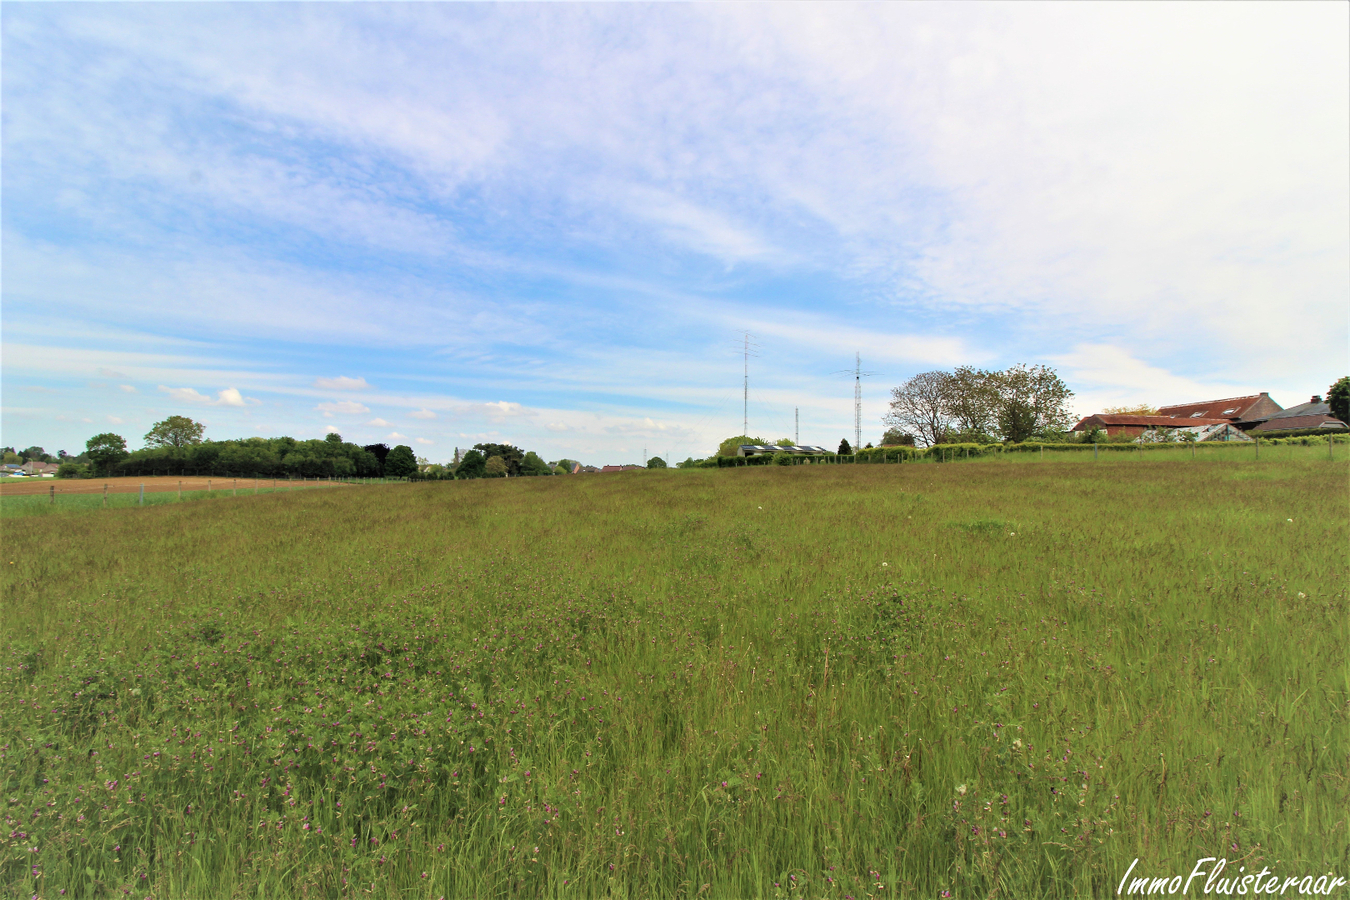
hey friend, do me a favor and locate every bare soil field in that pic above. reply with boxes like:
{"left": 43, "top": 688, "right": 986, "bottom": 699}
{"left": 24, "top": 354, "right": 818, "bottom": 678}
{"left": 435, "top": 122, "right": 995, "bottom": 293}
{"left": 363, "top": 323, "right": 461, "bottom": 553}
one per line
{"left": 0, "top": 475, "right": 350, "bottom": 496}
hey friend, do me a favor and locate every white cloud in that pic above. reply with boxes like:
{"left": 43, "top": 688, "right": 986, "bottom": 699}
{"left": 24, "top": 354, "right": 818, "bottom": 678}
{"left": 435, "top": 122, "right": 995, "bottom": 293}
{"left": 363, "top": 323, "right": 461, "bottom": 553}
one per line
{"left": 325, "top": 425, "right": 341, "bottom": 434}
{"left": 314, "top": 400, "right": 370, "bottom": 417}
{"left": 107, "top": 415, "right": 125, "bottom": 424}
{"left": 482, "top": 401, "right": 532, "bottom": 418}
{"left": 158, "top": 385, "right": 257, "bottom": 407}
{"left": 366, "top": 418, "right": 391, "bottom": 427}
{"left": 387, "top": 432, "right": 406, "bottom": 440}
{"left": 409, "top": 408, "right": 436, "bottom": 420}
{"left": 98, "top": 367, "right": 128, "bottom": 379}
{"left": 118, "top": 384, "right": 136, "bottom": 393}
{"left": 158, "top": 385, "right": 212, "bottom": 404}
{"left": 415, "top": 437, "right": 433, "bottom": 445}
{"left": 313, "top": 376, "right": 371, "bottom": 391}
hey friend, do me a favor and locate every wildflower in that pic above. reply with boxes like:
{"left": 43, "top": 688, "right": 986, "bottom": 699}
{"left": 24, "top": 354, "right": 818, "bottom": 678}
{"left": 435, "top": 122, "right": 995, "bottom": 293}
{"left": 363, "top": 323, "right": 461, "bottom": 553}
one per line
{"left": 1287, "top": 518, "right": 1293, "bottom": 523}
{"left": 956, "top": 784, "right": 967, "bottom": 796}
{"left": 882, "top": 562, "right": 888, "bottom": 567}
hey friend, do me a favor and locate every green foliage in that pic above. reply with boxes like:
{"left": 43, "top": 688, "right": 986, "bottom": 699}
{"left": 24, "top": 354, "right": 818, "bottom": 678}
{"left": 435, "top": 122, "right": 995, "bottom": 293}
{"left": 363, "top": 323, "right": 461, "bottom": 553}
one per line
{"left": 775, "top": 438, "right": 794, "bottom": 447}
{"left": 881, "top": 428, "right": 916, "bottom": 446}
{"left": 143, "top": 415, "right": 205, "bottom": 449}
{"left": 645, "top": 456, "right": 668, "bottom": 469}
{"left": 474, "top": 443, "right": 525, "bottom": 475}
{"left": 484, "top": 455, "right": 508, "bottom": 477}
{"left": 20, "top": 445, "right": 51, "bottom": 462}
{"left": 0, "top": 458, "right": 1343, "bottom": 897}
{"left": 456, "top": 449, "right": 486, "bottom": 479}
{"left": 384, "top": 444, "right": 417, "bottom": 478}
{"left": 838, "top": 438, "right": 852, "bottom": 455}
{"left": 521, "top": 451, "right": 553, "bottom": 476}
{"left": 1328, "top": 376, "right": 1350, "bottom": 423}
{"left": 84, "top": 432, "right": 129, "bottom": 476}
{"left": 717, "top": 435, "right": 769, "bottom": 458}
{"left": 55, "top": 461, "right": 88, "bottom": 479}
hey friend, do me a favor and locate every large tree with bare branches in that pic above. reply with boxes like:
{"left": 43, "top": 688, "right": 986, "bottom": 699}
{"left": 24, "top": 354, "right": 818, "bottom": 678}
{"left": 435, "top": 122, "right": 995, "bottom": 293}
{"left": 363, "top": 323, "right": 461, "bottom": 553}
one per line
{"left": 883, "top": 371, "right": 952, "bottom": 447}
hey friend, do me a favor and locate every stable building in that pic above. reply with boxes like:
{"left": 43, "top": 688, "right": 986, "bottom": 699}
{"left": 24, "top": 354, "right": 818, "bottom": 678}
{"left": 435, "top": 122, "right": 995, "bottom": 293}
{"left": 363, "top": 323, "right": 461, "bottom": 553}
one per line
{"left": 1155, "top": 393, "right": 1283, "bottom": 431}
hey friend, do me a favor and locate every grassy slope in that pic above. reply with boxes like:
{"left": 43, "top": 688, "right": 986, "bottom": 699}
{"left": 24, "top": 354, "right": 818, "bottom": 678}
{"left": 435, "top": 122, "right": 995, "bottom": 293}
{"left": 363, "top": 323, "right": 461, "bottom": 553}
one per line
{"left": 1, "top": 456, "right": 1346, "bottom": 898}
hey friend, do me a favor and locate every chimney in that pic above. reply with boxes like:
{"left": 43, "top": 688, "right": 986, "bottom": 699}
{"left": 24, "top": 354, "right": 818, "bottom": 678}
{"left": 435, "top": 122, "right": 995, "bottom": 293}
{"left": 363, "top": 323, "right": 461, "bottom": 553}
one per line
{"left": 1311, "top": 395, "right": 1322, "bottom": 404}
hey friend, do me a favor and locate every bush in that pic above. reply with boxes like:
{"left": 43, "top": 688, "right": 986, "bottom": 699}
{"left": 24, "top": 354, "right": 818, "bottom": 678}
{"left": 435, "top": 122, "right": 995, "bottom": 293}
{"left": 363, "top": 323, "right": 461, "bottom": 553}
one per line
{"left": 772, "top": 451, "right": 792, "bottom": 466}
{"left": 56, "top": 461, "right": 88, "bottom": 478}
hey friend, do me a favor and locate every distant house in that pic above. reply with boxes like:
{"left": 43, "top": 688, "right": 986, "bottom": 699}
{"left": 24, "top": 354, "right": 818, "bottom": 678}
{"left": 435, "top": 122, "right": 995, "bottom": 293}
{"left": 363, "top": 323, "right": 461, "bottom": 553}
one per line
{"left": 600, "top": 464, "right": 644, "bottom": 472}
{"left": 1250, "top": 396, "right": 1348, "bottom": 433}
{"left": 1155, "top": 393, "right": 1283, "bottom": 431}
{"left": 736, "top": 444, "right": 830, "bottom": 457}
{"left": 18, "top": 461, "right": 59, "bottom": 477}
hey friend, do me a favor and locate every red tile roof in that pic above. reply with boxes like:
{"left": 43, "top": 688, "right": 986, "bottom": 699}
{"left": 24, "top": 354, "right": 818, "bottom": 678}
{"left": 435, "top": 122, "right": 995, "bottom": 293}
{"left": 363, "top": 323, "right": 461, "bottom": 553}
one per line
{"left": 1156, "top": 394, "right": 1281, "bottom": 422}
{"left": 1252, "top": 415, "right": 1348, "bottom": 433}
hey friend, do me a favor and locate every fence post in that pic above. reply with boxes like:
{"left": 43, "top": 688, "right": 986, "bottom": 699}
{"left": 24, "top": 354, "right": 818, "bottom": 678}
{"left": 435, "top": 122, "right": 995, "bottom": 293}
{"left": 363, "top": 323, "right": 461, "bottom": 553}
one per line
{"left": 103, "top": 483, "right": 108, "bottom": 508}
{"left": 1255, "top": 437, "right": 1259, "bottom": 461}
{"left": 1094, "top": 443, "right": 1098, "bottom": 461}
{"left": 208, "top": 479, "right": 212, "bottom": 494}
{"left": 49, "top": 484, "right": 54, "bottom": 505}
{"left": 139, "top": 484, "right": 144, "bottom": 507}
{"left": 178, "top": 480, "right": 182, "bottom": 501}
{"left": 234, "top": 479, "right": 237, "bottom": 496}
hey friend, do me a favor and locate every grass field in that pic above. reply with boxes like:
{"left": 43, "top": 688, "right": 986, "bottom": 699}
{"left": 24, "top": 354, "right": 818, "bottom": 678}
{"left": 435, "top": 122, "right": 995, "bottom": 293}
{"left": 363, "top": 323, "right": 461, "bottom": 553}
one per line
{"left": 1, "top": 453, "right": 1346, "bottom": 898}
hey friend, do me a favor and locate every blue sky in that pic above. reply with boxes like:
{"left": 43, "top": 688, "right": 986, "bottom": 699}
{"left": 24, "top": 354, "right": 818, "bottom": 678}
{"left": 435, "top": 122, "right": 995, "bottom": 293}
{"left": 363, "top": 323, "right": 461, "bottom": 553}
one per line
{"left": 3, "top": 3, "right": 1347, "bottom": 464}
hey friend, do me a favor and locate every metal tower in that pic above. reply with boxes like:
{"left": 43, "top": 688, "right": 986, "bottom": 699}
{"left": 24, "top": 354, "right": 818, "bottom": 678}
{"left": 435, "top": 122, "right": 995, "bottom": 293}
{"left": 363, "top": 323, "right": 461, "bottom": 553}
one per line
{"left": 853, "top": 353, "right": 862, "bottom": 452}
{"left": 740, "top": 332, "right": 759, "bottom": 436}
{"left": 795, "top": 406, "right": 799, "bottom": 445}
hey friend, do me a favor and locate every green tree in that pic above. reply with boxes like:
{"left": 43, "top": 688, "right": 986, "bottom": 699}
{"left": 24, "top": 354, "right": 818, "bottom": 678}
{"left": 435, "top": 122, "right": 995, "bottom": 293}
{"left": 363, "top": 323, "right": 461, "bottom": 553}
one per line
{"left": 456, "top": 449, "right": 486, "bottom": 479}
{"left": 772, "top": 451, "right": 792, "bottom": 466}
{"left": 56, "top": 461, "right": 88, "bottom": 478}
{"left": 838, "top": 438, "right": 852, "bottom": 455}
{"left": 993, "top": 364, "right": 1075, "bottom": 443}
{"left": 521, "top": 451, "right": 553, "bottom": 476}
{"left": 144, "top": 415, "right": 205, "bottom": 449}
{"left": 85, "top": 433, "right": 129, "bottom": 476}
{"left": 384, "top": 445, "right": 417, "bottom": 478}
{"left": 1328, "top": 377, "right": 1350, "bottom": 423}
{"left": 474, "top": 443, "right": 525, "bottom": 476}
{"left": 646, "top": 456, "right": 667, "bottom": 469}
{"left": 881, "top": 429, "right": 916, "bottom": 446}
{"left": 20, "top": 446, "right": 50, "bottom": 462}
{"left": 775, "top": 438, "right": 794, "bottom": 447}
{"left": 484, "top": 456, "right": 508, "bottom": 478}
{"left": 717, "top": 435, "right": 769, "bottom": 458}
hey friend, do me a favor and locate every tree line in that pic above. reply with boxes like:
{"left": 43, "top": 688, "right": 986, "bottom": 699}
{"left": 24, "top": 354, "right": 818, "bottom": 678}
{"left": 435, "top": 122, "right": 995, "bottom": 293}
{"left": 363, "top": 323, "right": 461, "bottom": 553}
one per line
{"left": 59, "top": 417, "right": 593, "bottom": 480}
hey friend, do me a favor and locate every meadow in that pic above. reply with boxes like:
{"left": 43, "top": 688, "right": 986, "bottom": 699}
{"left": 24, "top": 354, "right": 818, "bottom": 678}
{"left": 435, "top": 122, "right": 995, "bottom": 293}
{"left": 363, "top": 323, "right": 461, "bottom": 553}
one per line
{"left": 1, "top": 450, "right": 1346, "bottom": 899}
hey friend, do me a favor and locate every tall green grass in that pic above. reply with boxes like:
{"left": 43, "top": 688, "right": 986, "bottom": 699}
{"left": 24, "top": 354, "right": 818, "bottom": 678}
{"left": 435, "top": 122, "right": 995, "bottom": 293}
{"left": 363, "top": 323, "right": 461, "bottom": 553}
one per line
{"left": 1, "top": 456, "right": 1346, "bottom": 898}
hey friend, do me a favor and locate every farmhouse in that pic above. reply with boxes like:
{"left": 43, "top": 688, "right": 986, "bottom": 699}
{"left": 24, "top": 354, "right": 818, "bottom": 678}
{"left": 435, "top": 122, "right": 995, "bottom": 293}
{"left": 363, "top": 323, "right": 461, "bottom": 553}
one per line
{"left": 600, "top": 464, "right": 644, "bottom": 472}
{"left": 18, "top": 461, "right": 59, "bottom": 477}
{"left": 1250, "top": 395, "right": 1348, "bottom": 434}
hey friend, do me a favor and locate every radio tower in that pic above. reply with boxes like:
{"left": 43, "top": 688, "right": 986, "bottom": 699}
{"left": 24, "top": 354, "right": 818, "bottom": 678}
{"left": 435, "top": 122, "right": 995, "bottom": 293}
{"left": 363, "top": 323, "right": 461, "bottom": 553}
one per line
{"left": 740, "top": 332, "right": 759, "bottom": 436}
{"left": 795, "top": 406, "right": 799, "bottom": 445}
{"left": 853, "top": 353, "right": 862, "bottom": 452}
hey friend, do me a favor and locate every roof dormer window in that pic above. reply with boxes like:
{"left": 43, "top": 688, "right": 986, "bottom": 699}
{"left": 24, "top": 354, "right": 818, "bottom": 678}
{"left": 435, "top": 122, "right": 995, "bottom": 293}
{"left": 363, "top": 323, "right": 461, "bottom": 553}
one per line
{"left": 1222, "top": 408, "right": 1238, "bottom": 415}
{"left": 1190, "top": 411, "right": 1206, "bottom": 418}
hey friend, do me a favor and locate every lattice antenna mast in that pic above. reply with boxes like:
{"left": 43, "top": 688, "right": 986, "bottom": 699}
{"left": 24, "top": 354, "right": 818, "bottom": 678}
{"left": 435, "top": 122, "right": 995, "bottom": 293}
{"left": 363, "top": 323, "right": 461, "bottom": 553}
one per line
{"left": 834, "top": 352, "right": 878, "bottom": 451}
{"left": 739, "top": 332, "right": 760, "bottom": 436}
{"left": 854, "top": 353, "right": 862, "bottom": 452}
{"left": 795, "top": 407, "right": 799, "bottom": 445}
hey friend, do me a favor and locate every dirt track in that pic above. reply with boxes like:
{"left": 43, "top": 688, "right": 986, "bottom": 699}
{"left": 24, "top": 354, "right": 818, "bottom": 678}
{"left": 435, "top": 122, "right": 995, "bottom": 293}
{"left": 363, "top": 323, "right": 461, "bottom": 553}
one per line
{"left": 0, "top": 476, "right": 351, "bottom": 496}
